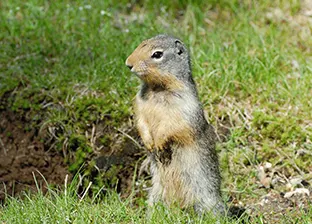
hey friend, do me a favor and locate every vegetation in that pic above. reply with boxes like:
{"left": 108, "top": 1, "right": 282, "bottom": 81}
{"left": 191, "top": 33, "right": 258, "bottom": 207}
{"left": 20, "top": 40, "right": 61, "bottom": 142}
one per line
{"left": 0, "top": 174, "right": 232, "bottom": 223}
{"left": 0, "top": 0, "right": 311, "bottom": 223}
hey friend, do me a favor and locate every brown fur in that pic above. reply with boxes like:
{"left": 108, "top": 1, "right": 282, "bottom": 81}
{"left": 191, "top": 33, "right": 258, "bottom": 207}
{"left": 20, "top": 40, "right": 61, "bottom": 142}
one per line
{"left": 134, "top": 92, "right": 195, "bottom": 152}
{"left": 158, "top": 164, "right": 194, "bottom": 207}
{"left": 126, "top": 40, "right": 184, "bottom": 90}
{"left": 128, "top": 38, "right": 195, "bottom": 151}
{"left": 126, "top": 35, "right": 226, "bottom": 216}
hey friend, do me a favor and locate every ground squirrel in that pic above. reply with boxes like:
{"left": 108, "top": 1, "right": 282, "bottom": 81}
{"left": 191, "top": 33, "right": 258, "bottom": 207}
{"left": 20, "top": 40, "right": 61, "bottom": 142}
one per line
{"left": 125, "top": 34, "right": 226, "bottom": 215}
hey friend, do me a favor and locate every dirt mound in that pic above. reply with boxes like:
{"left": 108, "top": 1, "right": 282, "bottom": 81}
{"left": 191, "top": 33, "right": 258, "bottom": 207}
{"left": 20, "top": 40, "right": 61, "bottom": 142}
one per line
{"left": 0, "top": 110, "right": 70, "bottom": 201}
{"left": 0, "top": 99, "right": 145, "bottom": 201}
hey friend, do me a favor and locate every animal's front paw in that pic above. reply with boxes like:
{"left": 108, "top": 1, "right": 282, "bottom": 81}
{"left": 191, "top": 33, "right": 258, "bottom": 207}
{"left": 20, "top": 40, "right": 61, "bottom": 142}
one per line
{"left": 139, "top": 131, "right": 154, "bottom": 151}
{"left": 145, "top": 141, "right": 154, "bottom": 151}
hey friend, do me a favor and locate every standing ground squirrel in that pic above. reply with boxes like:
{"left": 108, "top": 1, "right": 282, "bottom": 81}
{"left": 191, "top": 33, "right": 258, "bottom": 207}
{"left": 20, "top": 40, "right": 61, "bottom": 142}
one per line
{"left": 125, "top": 34, "right": 226, "bottom": 215}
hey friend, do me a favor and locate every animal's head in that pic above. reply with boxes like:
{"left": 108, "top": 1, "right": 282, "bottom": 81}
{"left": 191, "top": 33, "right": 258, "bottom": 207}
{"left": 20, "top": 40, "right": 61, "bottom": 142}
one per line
{"left": 125, "top": 34, "right": 191, "bottom": 88}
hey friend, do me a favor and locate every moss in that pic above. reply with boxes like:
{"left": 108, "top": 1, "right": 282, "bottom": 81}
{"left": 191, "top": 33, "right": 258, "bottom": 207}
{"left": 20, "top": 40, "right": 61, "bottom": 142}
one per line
{"left": 252, "top": 111, "right": 307, "bottom": 145}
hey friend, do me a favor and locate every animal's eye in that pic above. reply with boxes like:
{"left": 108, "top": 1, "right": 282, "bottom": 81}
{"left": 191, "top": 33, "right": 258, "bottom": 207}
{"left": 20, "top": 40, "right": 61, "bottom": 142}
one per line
{"left": 151, "top": 51, "right": 163, "bottom": 59}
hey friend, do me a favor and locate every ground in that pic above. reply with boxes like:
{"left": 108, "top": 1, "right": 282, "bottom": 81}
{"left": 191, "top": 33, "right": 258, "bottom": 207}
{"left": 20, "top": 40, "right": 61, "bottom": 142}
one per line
{"left": 0, "top": 110, "right": 68, "bottom": 201}
{"left": 0, "top": 103, "right": 145, "bottom": 201}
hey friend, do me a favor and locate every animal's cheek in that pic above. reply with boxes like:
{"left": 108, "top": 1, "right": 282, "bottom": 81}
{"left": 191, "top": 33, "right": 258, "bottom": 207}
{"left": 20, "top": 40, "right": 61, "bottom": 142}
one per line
{"left": 141, "top": 61, "right": 160, "bottom": 74}
{"left": 138, "top": 61, "right": 149, "bottom": 71}
{"left": 145, "top": 62, "right": 163, "bottom": 75}
{"left": 131, "top": 62, "right": 146, "bottom": 76}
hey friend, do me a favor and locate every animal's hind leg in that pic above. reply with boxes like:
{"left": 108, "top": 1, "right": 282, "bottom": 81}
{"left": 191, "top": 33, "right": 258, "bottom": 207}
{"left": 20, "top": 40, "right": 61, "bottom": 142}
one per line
{"left": 146, "top": 176, "right": 163, "bottom": 219}
{"left": 193, "top": 199, "right": 226, "bottom": 217}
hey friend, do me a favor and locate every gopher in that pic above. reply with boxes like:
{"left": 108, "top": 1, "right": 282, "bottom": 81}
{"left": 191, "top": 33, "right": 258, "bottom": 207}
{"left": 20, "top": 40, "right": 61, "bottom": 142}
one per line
{"left": 125, "top": 34, "right": 226, "bottom": 215}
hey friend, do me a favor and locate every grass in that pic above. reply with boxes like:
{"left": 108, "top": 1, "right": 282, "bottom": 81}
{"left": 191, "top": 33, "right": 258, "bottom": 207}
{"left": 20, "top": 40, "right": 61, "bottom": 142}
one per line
{"left": 0, "top": 177, "right": 247, "bottom": 224}
{"left": 0, "top": 0, "right": 312, "bottom": 223}
{"left": 0, "top": 178, "right": 311, "bottom": 223}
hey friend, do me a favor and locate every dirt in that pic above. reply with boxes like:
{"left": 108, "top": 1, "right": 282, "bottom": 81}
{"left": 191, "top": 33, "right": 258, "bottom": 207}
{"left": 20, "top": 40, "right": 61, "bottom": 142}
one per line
{"left": 0, "top": 87, "right": 146, "bottom": 202}
{"left": 248, "top": 191, "right": 312, "bottom": 222}
{"left": 0, "top": 110, "right": 70, "bottom": 201}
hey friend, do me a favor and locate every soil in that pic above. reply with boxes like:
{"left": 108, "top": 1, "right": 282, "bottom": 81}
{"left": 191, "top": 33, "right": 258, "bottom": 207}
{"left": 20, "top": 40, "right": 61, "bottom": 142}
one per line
{"left": 248, "top": 191, "right": 312, "bottom": 222}
{"left": 0, "top": 110, "right": 70, "bottom": 201}
{"left": 0, "top": 85, "right": 146, "bottom": 202}
{"left": 0, "top": 106, "right": 146, "bottom": 201}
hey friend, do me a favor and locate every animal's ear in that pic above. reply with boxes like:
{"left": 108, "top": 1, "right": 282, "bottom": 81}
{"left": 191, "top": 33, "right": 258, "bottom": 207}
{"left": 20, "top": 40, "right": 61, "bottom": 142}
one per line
{"left": 175, "top": 40, "right": 184, "bottom": 55}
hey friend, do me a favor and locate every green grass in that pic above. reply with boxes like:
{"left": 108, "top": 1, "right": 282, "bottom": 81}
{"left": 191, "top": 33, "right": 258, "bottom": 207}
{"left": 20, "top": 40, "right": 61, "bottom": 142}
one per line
{"left": 0, "top": 178, "right": 248, "bottom": 224}
{"left": 0, "top": 178, "right": 311, "bottom": 223}
{"left": 1, "top": 0, "right": 312, "bottom": 223}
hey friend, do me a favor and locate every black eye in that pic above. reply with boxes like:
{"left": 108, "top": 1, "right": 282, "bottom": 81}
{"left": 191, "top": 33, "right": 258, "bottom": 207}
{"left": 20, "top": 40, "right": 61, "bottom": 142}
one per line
{"left": 151, "top": 51, "right": 163, "bottom": 59}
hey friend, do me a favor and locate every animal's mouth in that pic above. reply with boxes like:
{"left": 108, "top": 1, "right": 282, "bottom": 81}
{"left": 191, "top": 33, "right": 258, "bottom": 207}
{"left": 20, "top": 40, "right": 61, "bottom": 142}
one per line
{"left": 130, "top": 69, "right": 148, "bottom": 77}
{"left": 135, "top": 71, "right": 147, "bottom": 77}
{"left": 125, "top": 60, "right": 149, "bottom": 79}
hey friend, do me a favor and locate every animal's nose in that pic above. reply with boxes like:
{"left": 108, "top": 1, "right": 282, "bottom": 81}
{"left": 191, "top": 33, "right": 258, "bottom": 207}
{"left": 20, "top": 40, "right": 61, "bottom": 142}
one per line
{"left": 125, "top": 58, "right": 133, "bottom": 70}
{"left": 126, "top": 64, "right": 133, "bottom": 70}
